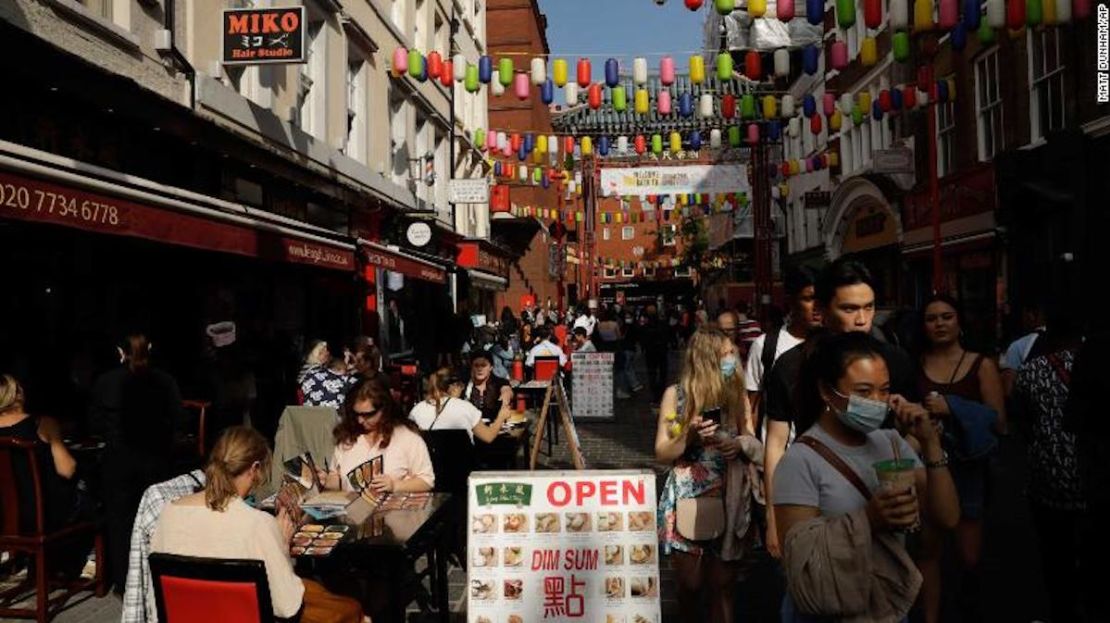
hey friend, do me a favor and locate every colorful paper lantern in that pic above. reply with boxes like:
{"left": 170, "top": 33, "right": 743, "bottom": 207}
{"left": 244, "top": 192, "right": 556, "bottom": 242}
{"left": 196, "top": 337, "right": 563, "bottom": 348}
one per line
{"left": 717, "top": 52, "right": 734, "bottom": 80}
{"left": 565, "top": 82, "right": 578, "bottom": 104}
{"left": 936, "top": 79, "right": 950, "bottom": 102}
{"left": 788, "top": 117, "right": 800, "bottom": 137}
{"left": 852, "top": 104, "right": 864, "bottom": 125}
{"left": 427, "top": 52, "right": 443, "bottom": 80}
{"left": 803, "top": 45, "right": 819, "bottom": 75}
{"left": 810, "top": 114, "right": 823, "bottom": 134}
{"left": 440, "top": 61, "right": 453, "bottom": 87}
{"left": 1073, "top": 0, "right": 1090, "bottom": 20}
{"left": 651, "top": 134, "right": 663, "bottom": 154}
{"left": 634, "top": 135, "right": 647, "bottom": 154}
{"left": 914, "top": 0, "right": 934, "bottom": 30}
{"left": 493, "top": 161, "right": 502, "bottom": 177}
{"left": 669, "top": 132, "right": 682, "bottom": 152}
{"left": 407, "top": 50, "right": 422, "bottom": 79}
{"left": 498, "top": 58, "right": 514, "bottom": 86}
{"left": 807, "top": 0, "right": 824, "bottom": 24}
{"left": 1043, "top": 0, "right": 1059, "bottom": 23}
{"left": 722, "top": 94, "right": 737, "bottom": 119}
{"left": 658, "top": 89, "right": 672, "bottom": 115}
{"left": 830, "top": 111, "right": 843, "bottom": 131}
{"left": 552, "top": 59, "right": 568, "bottom": 87}
{"left": 464, "top": 64, "right": 479, "bottom": 92}
{"left": 485, "top": 129, "right": 497, "bottom": 151}
{"left": 536, "top": 134, "right": 548, "bottom": 154}
{"left": 763, "top": 95, "right": 778, "bottom": 118}
{"left": 987, "top": 0, "right": 1006, "bottom": 25}
{"left": 893, "top": 31, "right": 911, "bottom": 62}
{"left": 830, "top": 40, "right": 848, "bottom": 70}
{"left": 491, "top": 70, "right": 505, "bottom": 96}
{"left": 660, "top": 56, "right": 676, "bottom": 86}
{"left": 745, "top": 51, "right": 763, "bottom": 80}
{"left": 417, "top": 56, "right": 428, "bottom": 82}
{"left": 679, "top": 92, "right": 693, "bottom": 117}
{"left": 891, "top": 0, "right": 910, "bottom": 28}
{"left": 588, "top": 83, "right": 602, "bottom": 109}
{"left": 523, "top": 134, "right": 534, "bottom": 153}
{"left": 709, "top": 128, "right": 722, "bottom": 148}
{"left": 939, "top": 0, "right": 959, "bottom": 27}
{"left": 837, "top": 0, "right": 857, "bottom": 26}
{"left": 860, "top": 37, "right": 878, "bottom": 66}
{"left": 778, "top": 0, "right": 796, "bottom": 19}
{"left": 453, "top": 54, "right": 466, "bottom": 81}
{"left": 746, "top": 123, "right": 760, "bottom": 144}
{"left": 952, "top": 21, "right": 968, "bottom": 50}
{"left": 576, "top": 58, "right": 591, "bottom": 87}
{"left": 1007, "top": 0, "right": 1025, "bottom": 28}
{"left": 391, "top": 47, "right": 408, "bottom": 78}
{"left": 563, "top": 136, "right": 576, "bottom": 155}
{"left": 686, "top": 0, "right": 705, "bottom": 9}
{"left": 541, "top": 79, "right": 554, "bottom": 104}
{"left": 635, "top": 88, "right": 650, "bottom": 114}
{"left": 690, "top": 55, "right": 706, "bottom": 84}
{"left": 633, "top": 57, "right": 648, "bottom": 85}
{"left": 598, "top": 136, "right": 610, "bottom": 156}
{"left": 510, "top": 133, "right": 522, "bottom": 152}
{"left": 1054, "top": 0, "right": 1071, "bottom": 22}
{"left": 717, "top": 0, "right": 737, "bottom": 14}
{"left": 690, "top": 131, "right": 702, "bottom": 150}
{"left": 700, "top": 93, "right": 714, "bottom": 117}
{"left": 612, "top": 86, "right": 627, "bottom": 111}
{"left": 781, "top": 94, "right": 795, "bottom": 117}
{"left": 741, "top": 93, "right": 756, "bottom": 119}
{"left": 872, "top": 100, "right": 884, "bottom": 120}
{"left": 978, "top": 16, "right": 998, "bottom": 42}
{"left": 580, "top": 136, "right": 593, "bottom": 156}
{"left": 478, "top": 55, "right": 492, "bottom": 83}
{"left": 803, "top": 94, "right": 817, "bottom": 117}
{"left": 604, "top": 58, "right": 620, "bottom": 87}
{"left": 1026, "top": 0, "right": 1043, "bottom": 24}
{"left": 767, "top": 120, "right": 782, "bottom": 141}
{"left": 903, "top": 85, "right": 917, "bottom": 108}
{"left": 858, "top": 90, "right": 872, "bottom": 112}
{"left": 514, "top": 72, "right": 530, "bottom": 99}
{"left": 617, "top": 136, "right": 629, "bottom": 152}
{"left": 891, "top": 88, "right": 903, "bottom": 110}
{"left": 820, "top": 93, "right": 834, "bottom": 117}
{"left": 728, "top": 125, "right": 742, "bottom": 147}
{"left": 864, "top": 0, "right": 883, "bottom": 26}
{"left": 548, "top": 135, "right": 559, "bottom": 155}
{"left": 529, "top": 57, "right": 546, "bottom": 85}
{"left": 774, "top": 49, "right": 790, "bottom": 77}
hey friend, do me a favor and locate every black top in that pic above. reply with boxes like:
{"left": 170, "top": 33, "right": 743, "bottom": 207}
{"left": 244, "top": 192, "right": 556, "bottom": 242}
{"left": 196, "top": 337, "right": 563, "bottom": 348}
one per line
{"left": 89, "top": 366, "right": 184, "bottom": 453}
{"left": 764, "top": 337, "right": 919, "bottom": 428}
{"left": 467, "top": 374, "right": 510, "bottom": 422}
{"left": 0, "top": 416, "right": 74, "bottom": 533}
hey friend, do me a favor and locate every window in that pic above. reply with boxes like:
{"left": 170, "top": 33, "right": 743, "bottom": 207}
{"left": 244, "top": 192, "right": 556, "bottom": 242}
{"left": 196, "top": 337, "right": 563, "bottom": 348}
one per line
{"left": 936, "top": 98, "right": 955, "bottom": 178}
{"left": 621, "top": 225, "right": 635, "bottom": 240}
{"left": 389, "top": 86, "right": 409, "bottom": 185}
{"left": 975, "top": 48, "right": 1004, "bottom": 161}
{"left": 414, "top": 0, "right": 427, "bottom": 50}
{"left": 415, "top": 112, "right": 430, "bottom": 203}
{"left": 434, "top": 127, "right": 448, "bottom": 213}
{"left": 79, "top": 0, "right": 112, "bottom": 19}
{"left": 297, "top": 20, "right": 326, "bottom": 138}
{"left": 602, "top": 227, "right": 610, "bottom": 241}
{"left": 675, "top": 265, "right": 691, "bottom": 277}
{"left": 644, "top": 265, "right": 656, "bottom": 278}
{"left": 604, "top": 267, "right": 618, "bottom": 279}
{"left": 1029, "top": 28, "right": 1067, "bottom": 141}
{"left": 391, "top": 0, "right": 405, "bottom": 31}
{"left": 346, "top": 56, "right": 367, "bottom": 162}
{"left": 662, "top": 224, "right": 677, "bottom": 246}
{"left": 622, "top": 265, "right": 635, "bottom": 278}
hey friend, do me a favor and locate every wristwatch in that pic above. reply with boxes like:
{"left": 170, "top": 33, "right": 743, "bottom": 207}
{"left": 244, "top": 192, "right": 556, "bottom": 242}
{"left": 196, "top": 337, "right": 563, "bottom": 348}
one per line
{"left": 925, "top": 451, "right": 949, "bottom": 469}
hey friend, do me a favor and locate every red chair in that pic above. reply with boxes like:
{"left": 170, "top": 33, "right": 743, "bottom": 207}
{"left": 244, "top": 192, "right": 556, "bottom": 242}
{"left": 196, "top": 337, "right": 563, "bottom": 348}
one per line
{"left": 149, "top": 553, "right": 273, "bottom": 623}
{"left": 533, "top": 356, "right": 562, "bottom": 382}
{"left": 0, "top": 437, "right": 106, "bottom": 622}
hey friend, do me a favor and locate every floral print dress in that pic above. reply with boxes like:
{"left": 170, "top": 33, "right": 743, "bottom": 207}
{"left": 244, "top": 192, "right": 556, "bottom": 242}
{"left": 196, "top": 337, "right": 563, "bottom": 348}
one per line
{"left": 658, "top": 387, "right": 728, "bottom": 556}
{"left": 300, "top": 367, "right": 357, "bottom": 409}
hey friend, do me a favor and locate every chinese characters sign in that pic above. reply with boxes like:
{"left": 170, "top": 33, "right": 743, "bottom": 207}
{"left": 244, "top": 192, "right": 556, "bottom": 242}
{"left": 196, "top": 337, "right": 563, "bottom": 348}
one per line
{"left": 468, "top": 471, "right": 661, "bottom": 623}
{"left": 223, "top": 7, "right": 306, "bottom": 65}
{"left": 572, "top": 353, "right": 615, "bottom": 421}
{"left": 599, "top": 164, "right": 749, "bottom": 197}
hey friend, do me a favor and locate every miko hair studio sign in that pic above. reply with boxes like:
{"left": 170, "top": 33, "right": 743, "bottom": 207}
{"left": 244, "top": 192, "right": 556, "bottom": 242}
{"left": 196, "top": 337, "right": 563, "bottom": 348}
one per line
{"left": 223, "top": 7, "right": 306, "bottom": 65}
{"left": 467, "top": 471, "right": 661, "bottom": 623}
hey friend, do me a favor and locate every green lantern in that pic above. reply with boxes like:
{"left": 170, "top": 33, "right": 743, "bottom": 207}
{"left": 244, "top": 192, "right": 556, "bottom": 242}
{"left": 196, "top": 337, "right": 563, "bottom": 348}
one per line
{"left": 977, "top": 19, "right": 996, "bottom": 43}
{"left": 852, "top": 103, "right": 864, "bottom": 125}
{"left": 464, "top": 64, "right": 479, "bottom": 92}
{"left": 717, "top": 53, "right": 734, "bottom": 81}
{"left": 728, "top": 125, "right": 741, "bottom": 147}
{"left": 741, "top": 94, "right": 756, "bottom": 120}
{"left": 499, "top": 58, "right": 514, "bottom": 86}
{"left": 1026, "top": 0, "right": 1043, "bottom": 24}
{"left": 612, "top": 86, "right": 627, "bottom": 112}
{"left": 716, "top": 0, "right": 736, "bottom": 14}
{"left": 892, "top": 31, "right": 911, "bottom": 62}
{"left": 837, "top": 0, "right": 857, "bottom": 27}
{"left": 651, "top": 134, "right": 663, "bottom": 154}
{"left": 408, "top": 50, "right": 423, "bottom": 79}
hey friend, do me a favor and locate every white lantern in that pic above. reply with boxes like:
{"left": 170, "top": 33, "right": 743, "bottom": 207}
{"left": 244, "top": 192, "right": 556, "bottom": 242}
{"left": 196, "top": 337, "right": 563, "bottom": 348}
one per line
{"left": 699, "top": 93, "right": 714, "bottom": 118}
{"left": 917, "top": 88, "right": 929, "bottom": 107}
{"left": 709, "top": 128, "right": 722, "bottom": 148}
{"left": 890, "top": 0, "right": 909, "bottom": 30}
{"left": 1056, "top": 0, "right": 1072, "bottom": 22}
{"left": 497, "top": 132, "right": 508, "bottom": 151}
{"left": 565, "top": 82, "right": 579, "bottom": 104}
{"left": 453, "top": 54, "right": 466, "bottom": 81}
{"left": 491, "top": 70, "right": 505, "bottom": 95}
{"left": 788, "top": 117, "right": 800, "bottom": 138}
{"left": 781, "top": 94, "right": 795, "bottom": 117}
{"left": 519, "top": 165, "right": 528, "bottom": 181}
{"left": 568, "top": 180, "right": 577, "bottom": 194}
{"left": 617, "top": 135, "right": 629, "bottom": 152}
{"left": 531, "top": 58, "right": 546, "bottom": 85}
{"left": 987, "top": 0, "right": 1005, "bottom": 27}
{"left": 633, "top": 57, "right": 648, "bottom": 85}
{"left": 774, "top": 49, "right": 790, "bottom": 78}
{"left": 548, "top": 135, "right": 559, "bottom": 154}
{"left": 840, "top": 93, "right": 853, "bottom": 114}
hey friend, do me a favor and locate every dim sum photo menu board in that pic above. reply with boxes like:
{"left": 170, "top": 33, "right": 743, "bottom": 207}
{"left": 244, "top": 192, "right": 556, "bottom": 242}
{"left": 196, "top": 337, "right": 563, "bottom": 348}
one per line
{"left": 467, "top": 470, "right": 660, "bottom": 623}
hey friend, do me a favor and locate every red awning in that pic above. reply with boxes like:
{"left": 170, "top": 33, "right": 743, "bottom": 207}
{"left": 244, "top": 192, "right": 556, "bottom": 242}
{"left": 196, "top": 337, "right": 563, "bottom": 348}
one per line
{"left": 0, "top": 167, "right": 355, "bottom": 271}
{"left": 360, "top": 240, "right": 447, "bottom": 284}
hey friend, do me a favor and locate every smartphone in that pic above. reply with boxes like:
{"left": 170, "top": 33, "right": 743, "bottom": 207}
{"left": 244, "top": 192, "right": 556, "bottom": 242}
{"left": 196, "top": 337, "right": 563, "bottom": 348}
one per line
{"left": 701, "top": 407, "right": 722, "bottom": 425}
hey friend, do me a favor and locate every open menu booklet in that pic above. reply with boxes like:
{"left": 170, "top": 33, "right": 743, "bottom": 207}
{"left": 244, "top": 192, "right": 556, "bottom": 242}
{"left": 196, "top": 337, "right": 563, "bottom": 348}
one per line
{"left": 262, "top": 453, "right": 356, "bottom": 515}
{"left": 345, "top": 455, "right": 433, "bottom": 512}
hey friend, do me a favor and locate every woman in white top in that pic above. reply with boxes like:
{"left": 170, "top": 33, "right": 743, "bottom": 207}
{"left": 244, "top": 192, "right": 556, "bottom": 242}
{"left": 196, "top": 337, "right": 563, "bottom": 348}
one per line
{"left": 320, "top": 377, "right": 435, "bottom": 494}
{"left": 409, "top": 368, "right": 510, "bottom": 444}
{"left": 150, "top": 427, "right": 362, "bottom": 621}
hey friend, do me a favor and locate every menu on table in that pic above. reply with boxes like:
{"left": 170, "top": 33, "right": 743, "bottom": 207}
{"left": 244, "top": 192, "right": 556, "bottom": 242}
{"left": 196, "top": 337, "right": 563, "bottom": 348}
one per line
{"left": 467, "top": 470, "right": 661, "bottom": 623}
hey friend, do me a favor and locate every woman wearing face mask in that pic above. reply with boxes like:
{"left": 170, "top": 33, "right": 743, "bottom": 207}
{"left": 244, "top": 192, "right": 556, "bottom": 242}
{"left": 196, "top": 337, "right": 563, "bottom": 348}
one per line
{"left": 655, "top": 328, "right": 756, "bottom": 623}
{"left": 151, "top": 427, "right": 363, "bottom": 621}
{"left": 916, "top": 294, "right": 1006, "bottom": 623}
{"left": 319, "top": 377, "right": 434, "bottom": 494}
{"left": 774, "top": 332, "right": 959, "bottom": 622}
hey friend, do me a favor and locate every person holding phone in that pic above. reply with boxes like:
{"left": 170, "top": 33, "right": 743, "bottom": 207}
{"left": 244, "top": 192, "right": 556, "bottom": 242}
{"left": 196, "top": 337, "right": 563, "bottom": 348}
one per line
{"left": 655, "top": 328, "right": 756, "bottom": 623}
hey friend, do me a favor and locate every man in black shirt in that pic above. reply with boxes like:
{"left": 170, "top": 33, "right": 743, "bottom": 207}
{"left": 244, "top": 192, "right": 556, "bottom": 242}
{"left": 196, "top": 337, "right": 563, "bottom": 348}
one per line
{"left": 761, "top": 259, "right": 918, "bottom": 558}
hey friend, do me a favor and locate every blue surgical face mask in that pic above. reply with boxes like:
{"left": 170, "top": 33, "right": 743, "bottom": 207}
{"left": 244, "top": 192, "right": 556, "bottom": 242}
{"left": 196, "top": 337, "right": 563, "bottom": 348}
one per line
{"left": 831, "top": 389, "right": 889, "bottom": 433}
{"left": 720, "top": 355, "right": 739, "bottom": 379}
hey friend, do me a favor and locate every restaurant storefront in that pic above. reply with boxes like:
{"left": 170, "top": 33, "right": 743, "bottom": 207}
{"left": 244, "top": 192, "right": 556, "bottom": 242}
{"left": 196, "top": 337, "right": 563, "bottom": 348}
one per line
{"left": 456, "top": 240, "right": 512, "bottom": 323}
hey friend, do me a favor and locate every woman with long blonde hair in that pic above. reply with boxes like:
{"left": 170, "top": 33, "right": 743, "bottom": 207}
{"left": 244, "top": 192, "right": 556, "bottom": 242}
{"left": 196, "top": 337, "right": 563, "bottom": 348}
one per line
{"left": 655, "top": 328, "right": 755, "bottom": 623}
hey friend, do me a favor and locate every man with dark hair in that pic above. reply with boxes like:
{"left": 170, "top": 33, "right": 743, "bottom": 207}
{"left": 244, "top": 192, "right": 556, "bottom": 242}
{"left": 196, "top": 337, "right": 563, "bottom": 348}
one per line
{"left": 572, "top": 326, "right": 596, "bottom": 353}
{"left": 760, "top": 258, "right": 918, "bottom": 558}
{"left": 525, "top": 325, "right": 567, "bottom": 368}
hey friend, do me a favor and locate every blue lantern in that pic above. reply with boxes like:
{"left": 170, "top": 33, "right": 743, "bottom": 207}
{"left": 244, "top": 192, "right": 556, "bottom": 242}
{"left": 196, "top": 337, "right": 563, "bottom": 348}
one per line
{"left": 517, "top": 142, "right": 527, "bottom": 161}
{"left": 803, "top": 45, "right": 820, "bottom": 76}
{"left": 524, "top": 134, "right": 534, "bottom": 153}
{"left": 891, "top": 88, "right": 903, "bottom": 110}
{"left": 872, "top": 100, "right": 884, "bottom": 120}
{"left": 541, "top": 79, "right": 554, "bottom": 104}
{"left": 767, "top": 120, "right": 781, "bottom": 141}
{"left": 479, "top": 56, "right": 493, "bottom": 83}
{"left": 689, "top": 130, "right": 702, "bottom": 150}
{"left": 679, "top": 92, "right": 693, "bottom": 117}
{"left": 541, "top": 172, "right": 550, "bottom": 188}
{"left": 951, "top": 21, "right": 968, "bottom": 51}
{"left": 964, "top": 0, "right": 981, "bottom": 29}
{"left": 598, "top": 136, "right": 610, "bottom": 156}
{"left": 803, "top": 94, "right": 817, "bottom": 118}
{"left": 605, "top": 58, "right": 620, "bottom": 87}
{"left": 418, "top": 57, "right": 428, "bottom": 82}
{"left": 807, "top": 0, "right": 824, "bottom": 24}
{"left": 494, "top": 161, "right": 502, "bottom": 176}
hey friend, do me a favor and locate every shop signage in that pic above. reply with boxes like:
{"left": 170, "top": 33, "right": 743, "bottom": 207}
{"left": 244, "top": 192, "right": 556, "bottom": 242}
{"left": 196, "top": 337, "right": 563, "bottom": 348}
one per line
{"left": 572, "top": 352, "right": 615, "bottom": 421}
{"left": 363, "top": 245, "right": 446, "bottom": 284}
{"left": 449, "top": 178, "right": 490, "bottom": 204}
{"left": 223, "top": 7, "right": 306, "bottom": 65}
{"left": 0, "top": 169, "right": 354, "bottom": 270}
{"left": 405, "top": 221, "right": 432, "bottom": 247}
{"left": 804, "top": 190, "right": 832, "bottom": 209}
{"left": 873, "top": 147, "right": 914, "bottom": 174}
{"left": 491, "top": 184, "right": 511, "bottom": 213}
{"left": 841, "top": 200, "right": 899, "bottom": 254}
{"left": 599, "top": 164, "right": 749, "bottom": 196}
{"left": 467, "top": 470, "right": 661, "bottom": 623}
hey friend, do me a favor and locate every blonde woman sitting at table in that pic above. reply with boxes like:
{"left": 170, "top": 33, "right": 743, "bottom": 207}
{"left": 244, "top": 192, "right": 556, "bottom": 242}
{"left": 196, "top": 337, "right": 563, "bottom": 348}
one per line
{"left": 319, "top": 377, "right": 435, "bottom": 494}
{"left": 150, "top": 426, "right": 363, "bottom": 622}
{"left": 409, "top": 368, "right": 511, "bottom": 444}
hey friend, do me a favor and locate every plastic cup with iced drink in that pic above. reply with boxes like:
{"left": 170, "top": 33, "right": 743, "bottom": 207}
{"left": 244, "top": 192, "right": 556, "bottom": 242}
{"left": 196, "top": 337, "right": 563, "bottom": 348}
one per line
{"left": 873, "top": 459, "right": 920, "bottom": 533}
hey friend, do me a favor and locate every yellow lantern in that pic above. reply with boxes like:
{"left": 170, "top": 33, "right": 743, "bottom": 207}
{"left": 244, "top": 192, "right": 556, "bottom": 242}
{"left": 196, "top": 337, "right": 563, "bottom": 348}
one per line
{"left": 690, "top": 55, "right": 706, "bottom": 84}
{"left": 858, "top": 91, "right": 872, "bottom": 112}
{"left": 635, "top": 88, "right": 650, "bottom": 114}
{"left": 749, "top": 0, "right": 767, "bottom": 17}
{"left": 830, "top": 111, "right": 843, "bottom": 131}
{"left": 552, "top": 59, "right": 568, "bottom": 87}
{"left": 860, "top": 37, "right": 877, "bottom": 66}
{"left": 669, "top": 132, "right": 682, "bottom": 152}
{"left": 914, "top": 0, "right": 934, "bottom": 31}
{"left": 762, "top": 95, "right": 777, "bottom": 118}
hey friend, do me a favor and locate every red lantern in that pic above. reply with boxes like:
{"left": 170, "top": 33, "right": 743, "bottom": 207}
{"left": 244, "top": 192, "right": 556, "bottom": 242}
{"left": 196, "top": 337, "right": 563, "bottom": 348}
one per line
{"left": 864, "top": 0, "right": 882, "bottom": 27}
{"left": 917, "top": 65, "right": 934, "bottom": 87}
{"left": 903, "top": 85, "right": 917, "bottom": 108}
{"left": 810, "top": 114, "right": 823, "bottom": 134}
{"left": 511, "top": 133, "right": 522, "bottom": 152}
{"left": 878, "top": 90, "right": 892, "bottom": 112}
{"left": 1007, "top": 0, "right": 1025, "bottom": 30}
{"left": 685, "top": 0, "right": 704, "bottom": 8}
{"left": 781, "top": 162, "right": 791, "bottom": 176}
{"left": 426, "top": 52, "right": 443, "bottom": 80}
{"left": 576, "top": 58, "right": 592, "bottom": 88}
{"left": 721, "top": 94, "right": 737, "bottom": 119}
{"left": 745, "top": 50, "right": 762, "bottom": 80}
{"left": 634, "top": 135, "right": 647, "bottom": 154}
{"left": 440, "top": 61, "right": 453, "bottom": 87}
{"left": 588, "top": 83, "right": 602, "bottom": 109}
{"left": 564, "top": 136, "right": 576, "bottom": 154}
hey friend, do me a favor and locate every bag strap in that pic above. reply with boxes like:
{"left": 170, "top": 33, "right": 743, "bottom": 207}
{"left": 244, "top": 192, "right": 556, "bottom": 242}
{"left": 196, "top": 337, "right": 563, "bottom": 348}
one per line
{"left": 760, "top": 329, "right": 780, "bottom": 390}
{"left": 796, "top": 436, "right": 872, "bottom": 501}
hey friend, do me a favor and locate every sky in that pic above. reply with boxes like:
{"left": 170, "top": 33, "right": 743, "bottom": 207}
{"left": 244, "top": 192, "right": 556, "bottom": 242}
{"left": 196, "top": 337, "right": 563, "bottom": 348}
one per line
{"left": 537, "top": 0, "right": 709, "bottom": 106}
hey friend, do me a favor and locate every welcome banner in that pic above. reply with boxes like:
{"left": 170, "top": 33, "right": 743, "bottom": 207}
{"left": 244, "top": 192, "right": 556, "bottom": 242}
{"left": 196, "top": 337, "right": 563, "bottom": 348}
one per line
{"left": 600, "top": 164, "right": 750, "bottom": 197}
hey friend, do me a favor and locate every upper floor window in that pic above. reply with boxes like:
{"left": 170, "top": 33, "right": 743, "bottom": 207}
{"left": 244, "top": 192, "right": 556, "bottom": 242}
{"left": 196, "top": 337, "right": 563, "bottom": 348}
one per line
{"left": 622, "top": 265, "right": 635, "bottom": 278}
{"left": 346, "top": 55, "right": 367, "bottom": 162}
{"left": 604, "top": 267, "right": 617, "bottom": 279}
{"left": 391, "top": 0, "right": 405, "bottom": 32}
{"left": 1029, "top": 28, "right": 1068, "bottom": 141}
{"left": 975, "top": 48, "right": 1004, "bottom": 161}
{"left": 936, "top": 97, "right": 956, "bottom": 178}
{"left": 621, "top": 225, "right": 635, "bottom": 240}
{"left": 297, "top": 20, "right": 326, "bottom": 139}
{"left": 602, "top": 227, "right": 610, "bottom": 241}
{"left": 662, "top": 224, "right": 677, "bottom": 246}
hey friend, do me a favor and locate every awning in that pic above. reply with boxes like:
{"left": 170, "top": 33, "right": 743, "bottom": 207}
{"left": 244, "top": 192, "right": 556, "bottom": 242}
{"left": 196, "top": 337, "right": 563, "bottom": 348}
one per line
{"left": 469, "top": 269, "right": 508, "bottom": 291}
{"left": 360, "top": 239, "right": 448, "bottom": 284}
{"left": 0, "top": 142, "right": 355, "bottom": 271}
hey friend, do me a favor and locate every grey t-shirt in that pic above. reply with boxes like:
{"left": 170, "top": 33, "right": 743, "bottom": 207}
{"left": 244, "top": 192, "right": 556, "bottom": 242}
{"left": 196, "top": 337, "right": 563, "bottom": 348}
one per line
{"left": 773, "top": 424, "right": 921, "bottom": 517}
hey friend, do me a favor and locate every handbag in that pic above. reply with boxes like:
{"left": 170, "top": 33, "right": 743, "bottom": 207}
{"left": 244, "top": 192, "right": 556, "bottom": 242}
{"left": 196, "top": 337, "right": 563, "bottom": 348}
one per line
{"left": 676, "top": 496, "right": 725, "bottom": 541}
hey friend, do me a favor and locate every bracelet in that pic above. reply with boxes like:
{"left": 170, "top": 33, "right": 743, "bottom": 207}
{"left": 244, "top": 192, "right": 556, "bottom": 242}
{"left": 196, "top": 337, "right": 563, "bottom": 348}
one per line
{"left": 925, "top": 457, "right": 949, "bottom": 469}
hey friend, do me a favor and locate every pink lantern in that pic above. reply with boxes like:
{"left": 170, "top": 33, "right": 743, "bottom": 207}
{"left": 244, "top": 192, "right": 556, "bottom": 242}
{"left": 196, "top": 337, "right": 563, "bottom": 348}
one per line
{"left": 778, "top": 0, "right": 796, "bottom": 20}
{"left": 660, "top": 56, "right": 676, "bottom": 85}
{"left": 658, "top": 90, "right": 672, "bottom": 115}
{"left": 513, "top": 73, "right": 530, "bottom": 100}
{"left": 939, "top": 0, "right": 958, "bottom": 28}
{"left": 830, "top": 41, "right": 848, "bottom": 70}
{"left": 823, "top": 93, "right": 836, "bottom": 116}
{"left": 485, "top": 130, "right": 497, "bottom": 151}
{"left": 392, "top": 47, "right": 407, "bottom": 77}
{"left": 746, "top": 123, "right": 760, "bottom": 144}
{"left": 1074, "top": 0, "right": 1092, "bottom": 19}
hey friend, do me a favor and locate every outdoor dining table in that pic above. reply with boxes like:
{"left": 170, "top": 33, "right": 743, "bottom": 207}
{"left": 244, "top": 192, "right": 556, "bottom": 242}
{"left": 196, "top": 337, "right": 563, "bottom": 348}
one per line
{"left": 293, "top": 492, "right": 453, "bottom": 623}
